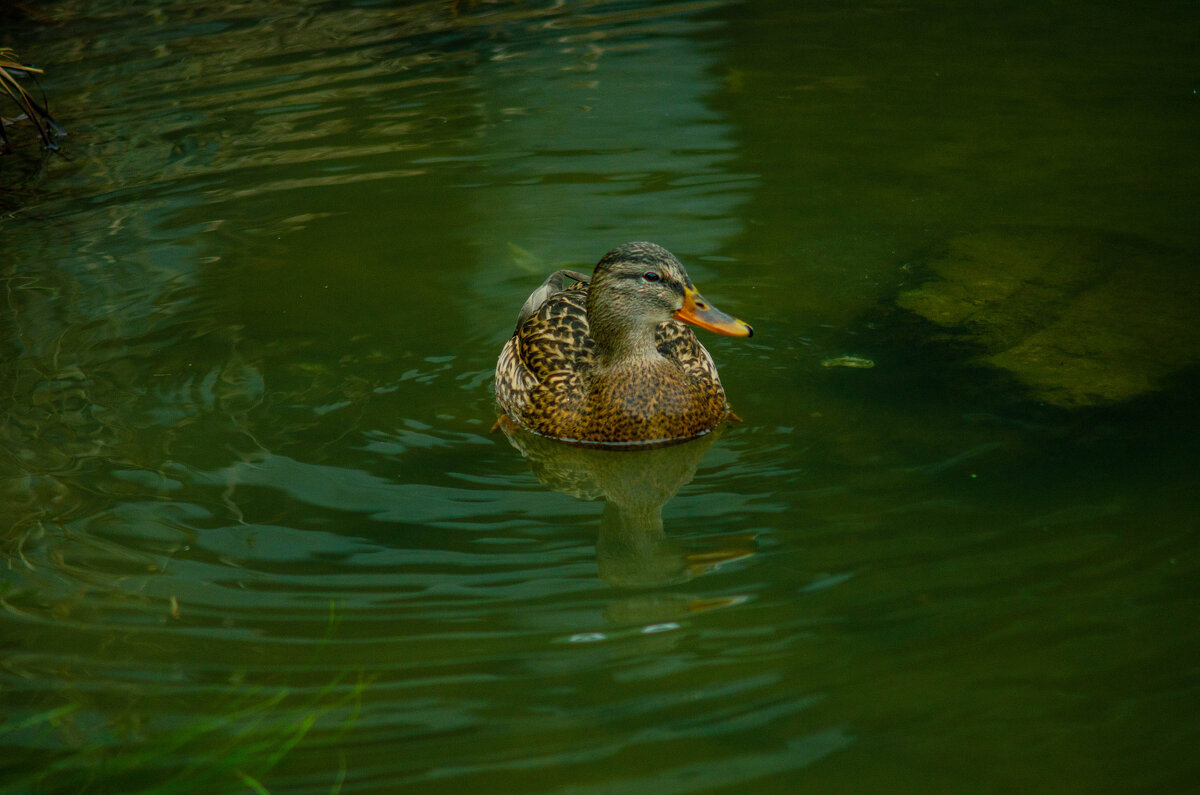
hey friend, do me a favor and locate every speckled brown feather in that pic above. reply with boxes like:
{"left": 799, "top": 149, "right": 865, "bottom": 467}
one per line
{"left": 495, "top": 275, "right": 735, "bottom": 445}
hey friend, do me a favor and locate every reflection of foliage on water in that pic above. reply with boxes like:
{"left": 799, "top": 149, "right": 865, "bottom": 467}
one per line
{"left": 0, "top": 255, "right": 372, "bottom": 789}
{"left": 11, "top": 0, "right": 675, "bottom": 198}
{"left": 0, "top": 189, "right": 398, "bottom": 788}
{"left": 0, "top": 248, "right": 403, "bottom": 556}
{"left": 0, "top": 263, "right": 258, "bottom": 555}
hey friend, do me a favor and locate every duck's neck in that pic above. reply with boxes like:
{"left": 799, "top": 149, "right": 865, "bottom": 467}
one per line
{"left": 587, "top": 298, "right": 662, "bottom": 365}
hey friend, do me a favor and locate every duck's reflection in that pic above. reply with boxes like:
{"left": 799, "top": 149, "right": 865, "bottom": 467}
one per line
{"left": 499, "top": 422, "right": 755, "bottom": 591}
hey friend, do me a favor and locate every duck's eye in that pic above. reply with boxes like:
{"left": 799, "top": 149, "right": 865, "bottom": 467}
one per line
{"left": 642, "top": 271, "right": 661, "bottom": 283}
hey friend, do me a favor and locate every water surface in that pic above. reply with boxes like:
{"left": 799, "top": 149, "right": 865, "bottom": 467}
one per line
{"left": 2, "top": 1, "right": 1198, "bottom": 792}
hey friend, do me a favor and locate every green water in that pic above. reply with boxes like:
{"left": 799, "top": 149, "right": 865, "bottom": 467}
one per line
{"left": 2, "top": 1, "right": 1198, "bottom": 792}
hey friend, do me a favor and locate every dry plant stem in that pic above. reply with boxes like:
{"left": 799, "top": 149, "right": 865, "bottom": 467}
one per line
{"left": 0, "top": 47, "right": 63, "bottom": 151}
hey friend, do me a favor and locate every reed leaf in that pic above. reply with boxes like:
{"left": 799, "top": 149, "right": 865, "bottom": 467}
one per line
{"left": 0, "top": 47, "right": 63, "bottom": 152}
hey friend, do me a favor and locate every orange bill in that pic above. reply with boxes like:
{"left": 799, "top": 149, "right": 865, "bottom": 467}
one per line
{"left": 673, "top": 285, "right": 754, "bottom": 337}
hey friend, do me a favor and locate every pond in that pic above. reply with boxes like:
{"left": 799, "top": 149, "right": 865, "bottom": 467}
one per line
{"left": 2, "top": 1, "right": 1198, "bottom": 792}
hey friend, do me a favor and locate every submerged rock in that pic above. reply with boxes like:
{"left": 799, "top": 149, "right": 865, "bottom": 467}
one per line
{"left": 897, "top": 228, "right": 1200, "bottom": 407}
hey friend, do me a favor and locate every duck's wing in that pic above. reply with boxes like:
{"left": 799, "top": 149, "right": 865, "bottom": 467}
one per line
{"left": 514, "top": 269, "right": 591, "bottom": 330}
{"left": 496, "top": 282, "right": 594, "bottom": 416}
{"left": 515, "top": 284, "right": 594, "bottom": 381}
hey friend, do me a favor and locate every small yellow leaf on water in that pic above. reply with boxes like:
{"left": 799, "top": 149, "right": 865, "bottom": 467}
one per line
{"left": 821, "top": 355, "right": 875, "bottom": 369}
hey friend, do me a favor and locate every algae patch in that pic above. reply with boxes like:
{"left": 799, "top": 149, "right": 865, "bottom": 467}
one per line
{"left": 897, "top": 229, "right": 1200, "bottom": 407}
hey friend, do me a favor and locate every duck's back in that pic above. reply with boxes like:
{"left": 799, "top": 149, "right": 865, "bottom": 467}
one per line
{"left": 495, "top": 278, "right": 731, "bottom": 444}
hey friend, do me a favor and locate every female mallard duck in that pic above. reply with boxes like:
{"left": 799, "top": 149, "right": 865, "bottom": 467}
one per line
{"left": 494, "top": 242, "right": 752, "bottom": 445}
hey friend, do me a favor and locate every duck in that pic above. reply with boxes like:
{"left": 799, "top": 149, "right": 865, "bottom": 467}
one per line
{"left": 494, "top": 241, "right": 753, "bottom": 445}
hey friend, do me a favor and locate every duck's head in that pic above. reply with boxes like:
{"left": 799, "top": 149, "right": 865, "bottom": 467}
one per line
{"left": 587, "top": 242, "right": 753, "bottom": 355}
